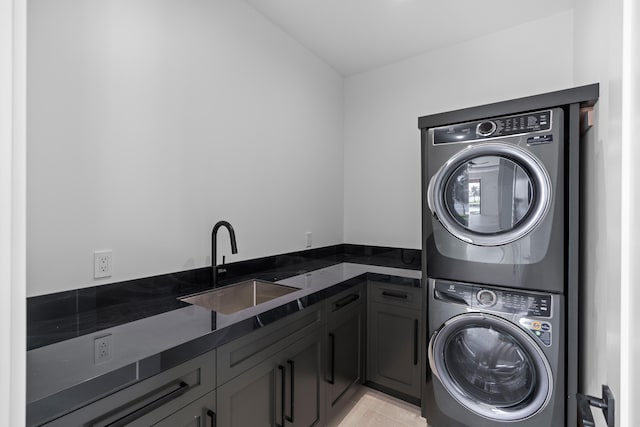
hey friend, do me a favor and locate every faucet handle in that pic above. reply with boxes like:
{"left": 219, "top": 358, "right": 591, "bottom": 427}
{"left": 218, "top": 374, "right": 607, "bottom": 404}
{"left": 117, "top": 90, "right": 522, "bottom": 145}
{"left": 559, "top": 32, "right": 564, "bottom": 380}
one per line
{"left": 217, "top": 256, "right": 227, "bottom": 274}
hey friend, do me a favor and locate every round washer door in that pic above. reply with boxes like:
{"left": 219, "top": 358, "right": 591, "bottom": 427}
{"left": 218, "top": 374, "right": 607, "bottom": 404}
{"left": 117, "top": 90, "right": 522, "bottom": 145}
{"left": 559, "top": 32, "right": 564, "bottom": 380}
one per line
{"left": 427, "top": 142, "right": 552, "bottom": 246}
{"left": 428, "top": 312, "right": 552, "bottom": 422}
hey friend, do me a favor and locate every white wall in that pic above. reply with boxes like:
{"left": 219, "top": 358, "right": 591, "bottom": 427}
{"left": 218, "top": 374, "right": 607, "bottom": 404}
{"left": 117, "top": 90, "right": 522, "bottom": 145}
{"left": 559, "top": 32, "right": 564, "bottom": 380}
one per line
{"left": 27, "top": 0, "right": 344, "bottom": 296}
{"left": 624, "top": 1, "right": 640, "bottom": 422}
{"left": 343, "top": 11, "right": 575, "bottom": 249}
{"left": 573, "top": 1, "right": 623, "bottom": 425}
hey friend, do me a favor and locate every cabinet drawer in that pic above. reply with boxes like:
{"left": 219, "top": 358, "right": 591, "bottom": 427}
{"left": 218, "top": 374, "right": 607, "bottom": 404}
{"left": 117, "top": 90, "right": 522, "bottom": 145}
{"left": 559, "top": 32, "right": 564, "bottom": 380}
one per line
{"left": 369, "top": 281, "right": 421, "bottom": 310}
{"left": 45, "top": 350, "right": 216, "bottom": 427}
{"left": 217, "top": 303, "right": 324, "bottom": 386}
{"left": 325, "top": 284, "right": 364, "bottom": 319}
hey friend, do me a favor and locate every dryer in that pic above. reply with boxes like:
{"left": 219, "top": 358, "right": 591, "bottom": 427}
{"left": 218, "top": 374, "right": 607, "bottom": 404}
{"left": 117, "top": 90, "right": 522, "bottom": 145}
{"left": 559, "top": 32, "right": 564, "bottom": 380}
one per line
{"left": 423, "top": 278, "right": 565, "bottom": 427}
{"left": 424, "top": 108, "right": 565, "bottom": 293}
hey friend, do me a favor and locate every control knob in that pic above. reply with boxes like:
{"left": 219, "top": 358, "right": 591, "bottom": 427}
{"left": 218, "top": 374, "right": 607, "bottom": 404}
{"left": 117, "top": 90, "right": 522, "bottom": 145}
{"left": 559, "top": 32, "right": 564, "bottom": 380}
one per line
{"left": 476, "top": 289, "right": 497, "bottom": 307}
{"left": 476, "top": 120, "right": 497, "bottom": 137}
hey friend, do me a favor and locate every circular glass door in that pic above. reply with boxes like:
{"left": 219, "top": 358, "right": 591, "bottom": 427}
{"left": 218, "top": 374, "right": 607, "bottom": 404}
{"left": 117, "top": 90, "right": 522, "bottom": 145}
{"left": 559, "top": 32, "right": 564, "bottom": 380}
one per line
{"left": 428, "top": 313, "right": 552, "bottom": 421}
{"left": 427, "top": 142, "right": 551, "bottom": 246}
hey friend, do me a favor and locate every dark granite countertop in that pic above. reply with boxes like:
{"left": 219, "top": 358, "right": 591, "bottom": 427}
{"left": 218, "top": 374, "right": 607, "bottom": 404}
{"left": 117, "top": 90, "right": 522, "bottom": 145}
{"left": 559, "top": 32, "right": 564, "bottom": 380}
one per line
{"left": 27, "top": 260, "right": 421, "bottom": 426}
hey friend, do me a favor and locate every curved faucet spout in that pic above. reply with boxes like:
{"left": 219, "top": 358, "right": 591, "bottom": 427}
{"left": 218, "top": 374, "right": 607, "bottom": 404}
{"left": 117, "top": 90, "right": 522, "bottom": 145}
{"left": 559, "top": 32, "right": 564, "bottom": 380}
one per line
{"left": 212, "top": 220, "right": 238, "bottom": 287}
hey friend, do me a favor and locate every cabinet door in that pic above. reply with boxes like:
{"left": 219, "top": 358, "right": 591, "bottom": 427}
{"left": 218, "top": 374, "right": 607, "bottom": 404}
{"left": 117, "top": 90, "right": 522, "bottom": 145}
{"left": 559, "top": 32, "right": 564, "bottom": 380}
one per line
{"left": 153, "top": 390, "right": 216, "bottom": 427}
{"left": 367, "top": 302, "right": 421, "bottom": 399}
{"left": 281, "top": 329, "right": 324, "bottom": 427}
{"left": 217, "top": 328, "right": 324, "bottom": 427}
{"left": 326, "top": 286, "right": 364, "bottom": 419}
{"left": 216, "top": 357, "right": 279, "bottom": 427}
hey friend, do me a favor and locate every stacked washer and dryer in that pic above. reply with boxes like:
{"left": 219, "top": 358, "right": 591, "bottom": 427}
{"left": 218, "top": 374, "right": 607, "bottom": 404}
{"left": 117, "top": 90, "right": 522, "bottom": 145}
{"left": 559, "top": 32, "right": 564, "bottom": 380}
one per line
{"left": 419, "top": 97, "right": 586, "bottom": 427}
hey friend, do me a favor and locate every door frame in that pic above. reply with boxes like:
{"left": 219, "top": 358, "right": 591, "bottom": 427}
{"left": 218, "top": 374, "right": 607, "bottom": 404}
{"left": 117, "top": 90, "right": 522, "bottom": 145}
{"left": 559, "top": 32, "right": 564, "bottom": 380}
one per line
{"left": 0, "top": 0, "right": 26, "bottom": 425}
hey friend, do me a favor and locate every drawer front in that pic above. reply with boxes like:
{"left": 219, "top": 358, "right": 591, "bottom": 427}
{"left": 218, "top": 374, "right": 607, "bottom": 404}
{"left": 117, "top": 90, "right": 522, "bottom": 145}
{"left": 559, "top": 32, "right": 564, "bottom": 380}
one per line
{"left": 325, "top": 283, "right": 364, "bottom": 320}
{"left": 217, "top": 303, "right": 324, "bottom": 386}
{"left": 369, "top": 281, "right": 422, "bottom": 310}
{"left": 44, "top": 350, "right": 216, "bottom": 427}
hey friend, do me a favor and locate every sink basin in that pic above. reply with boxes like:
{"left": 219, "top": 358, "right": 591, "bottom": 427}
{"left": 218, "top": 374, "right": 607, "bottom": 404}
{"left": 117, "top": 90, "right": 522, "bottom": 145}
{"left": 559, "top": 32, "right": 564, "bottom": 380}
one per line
{"left": 179, "top": 279, "right": 299, "bottom": 314}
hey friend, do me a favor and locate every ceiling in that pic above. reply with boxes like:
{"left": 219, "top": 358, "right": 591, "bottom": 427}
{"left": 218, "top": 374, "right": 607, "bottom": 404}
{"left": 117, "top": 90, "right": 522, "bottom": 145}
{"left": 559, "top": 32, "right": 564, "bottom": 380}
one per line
{"left": 245, "top": 0, "right": 575, "bottom": 76}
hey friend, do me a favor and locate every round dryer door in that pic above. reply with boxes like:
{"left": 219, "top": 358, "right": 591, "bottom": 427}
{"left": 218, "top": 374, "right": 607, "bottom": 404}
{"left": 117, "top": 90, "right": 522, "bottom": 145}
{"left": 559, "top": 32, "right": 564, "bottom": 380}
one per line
{"left": 427, "top": 142, "right": 552, "bottom": 246}
{"left": 429, "top": 312, "right": 553, "bottom": 421}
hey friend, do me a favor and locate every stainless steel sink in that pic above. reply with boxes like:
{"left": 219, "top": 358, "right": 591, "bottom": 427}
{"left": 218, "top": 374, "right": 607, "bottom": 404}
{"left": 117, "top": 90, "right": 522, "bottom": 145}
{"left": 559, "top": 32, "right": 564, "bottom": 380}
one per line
{"left": 179, "top": 279, "right": 299, "bottom": 314}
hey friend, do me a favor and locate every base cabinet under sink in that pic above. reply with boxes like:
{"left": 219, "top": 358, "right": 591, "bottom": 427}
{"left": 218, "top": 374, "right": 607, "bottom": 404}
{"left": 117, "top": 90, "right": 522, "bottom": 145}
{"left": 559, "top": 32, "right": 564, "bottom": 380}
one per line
{"left": 216, "top": 326, "right": 324, "bottom": 427}
{"left": 215, "top": 283, "right": 366, "bottom": 427}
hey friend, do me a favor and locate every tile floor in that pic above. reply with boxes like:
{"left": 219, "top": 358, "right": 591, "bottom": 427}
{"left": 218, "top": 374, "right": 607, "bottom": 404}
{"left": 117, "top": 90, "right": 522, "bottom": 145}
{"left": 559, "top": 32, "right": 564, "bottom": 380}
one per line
{"left": 333, "top": 386, "right": 429, "bottom": 427}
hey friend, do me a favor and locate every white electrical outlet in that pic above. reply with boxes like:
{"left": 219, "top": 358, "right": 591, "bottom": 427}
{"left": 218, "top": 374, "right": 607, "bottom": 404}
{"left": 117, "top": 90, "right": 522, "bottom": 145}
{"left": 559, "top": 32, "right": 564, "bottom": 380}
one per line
{"left": 94, "top": 250, "right": 113, "bottom": 278}
{"left": 94, "top": 334, "right": 112, "bottom": 364}
{"left": 305, "top": 232, "right": 312, "bottom": 248}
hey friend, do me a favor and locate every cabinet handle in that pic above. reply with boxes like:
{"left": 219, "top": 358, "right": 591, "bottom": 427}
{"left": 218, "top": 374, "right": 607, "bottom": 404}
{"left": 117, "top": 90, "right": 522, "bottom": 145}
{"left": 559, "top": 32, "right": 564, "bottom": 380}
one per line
{"left": 277, "top": 365, "right": 286, "bottom": 427}
{"left": 102, "top": 381, "right": 190, "bottom": 427}
{"left": 286, "top": 360, "right": 295, "bottom": 423}
{"left": 333, "top": 293, "right": 359, "bottom": 311}
{"left": 328, "top": 333, "right": 335, "bottom": 385}
{"left": 413, "top": 319, "right": 419, "bottom": 366}
{"left": 381, "top": 290, "right": 408, "bottom": 300}
{"left": 206, "top": 409, "right": 216, "bottom": 427}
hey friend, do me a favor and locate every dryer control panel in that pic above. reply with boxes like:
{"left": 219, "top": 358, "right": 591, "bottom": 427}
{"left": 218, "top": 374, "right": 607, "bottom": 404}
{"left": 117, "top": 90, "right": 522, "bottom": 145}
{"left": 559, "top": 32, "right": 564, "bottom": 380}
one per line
{"left": 432, "top": 110, "right": 552, "bottom": 144}
{"left": 434, "top": 280, "right": 552, "bottom": 318}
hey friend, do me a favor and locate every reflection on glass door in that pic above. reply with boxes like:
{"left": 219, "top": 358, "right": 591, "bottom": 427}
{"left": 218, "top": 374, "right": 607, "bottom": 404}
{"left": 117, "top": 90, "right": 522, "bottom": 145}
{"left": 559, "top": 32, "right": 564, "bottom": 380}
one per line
{"left": 429, "top": 142, "right": 552, "bottom": 246}
{"left": 468, "top": 178, "right": 481, "bottom": 216}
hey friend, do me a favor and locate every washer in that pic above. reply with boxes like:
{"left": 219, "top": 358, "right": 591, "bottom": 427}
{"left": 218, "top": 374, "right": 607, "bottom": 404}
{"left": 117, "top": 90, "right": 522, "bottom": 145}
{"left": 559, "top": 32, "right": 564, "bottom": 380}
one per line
{"left": 423, "top": 278, "right": 565, "bottom": 427}
{"left": 424, "top": 108, "right": 564, "bottom": 292}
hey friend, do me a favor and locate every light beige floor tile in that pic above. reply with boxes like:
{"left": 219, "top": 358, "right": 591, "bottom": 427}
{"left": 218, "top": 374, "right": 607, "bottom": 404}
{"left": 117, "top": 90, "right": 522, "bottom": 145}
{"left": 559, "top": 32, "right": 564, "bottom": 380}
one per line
{"left": 336, "top": 387, "right": 429, "bottom": 427}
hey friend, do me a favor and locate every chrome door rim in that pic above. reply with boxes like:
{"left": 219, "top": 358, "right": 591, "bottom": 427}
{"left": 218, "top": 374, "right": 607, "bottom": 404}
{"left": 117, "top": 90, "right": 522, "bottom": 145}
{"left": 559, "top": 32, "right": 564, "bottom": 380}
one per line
{"left": 428, "top": 312, "right": 553, "bottom": 422}
{"left": 427, "top": 142, "right": 552, "bottom": 246}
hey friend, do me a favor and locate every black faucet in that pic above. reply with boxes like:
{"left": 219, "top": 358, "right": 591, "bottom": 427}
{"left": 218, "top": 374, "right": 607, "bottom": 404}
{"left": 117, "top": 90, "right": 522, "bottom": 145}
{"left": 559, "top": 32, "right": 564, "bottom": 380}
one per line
{"left": 211, "top": 220, "right": 238, "bottom": 287}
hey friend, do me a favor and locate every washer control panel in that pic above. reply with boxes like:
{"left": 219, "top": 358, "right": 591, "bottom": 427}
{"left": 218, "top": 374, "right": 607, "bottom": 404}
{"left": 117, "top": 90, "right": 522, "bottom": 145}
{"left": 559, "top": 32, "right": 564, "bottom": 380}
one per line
{"left": 434, "top": 280, "right": 552, "bottom": 318}
{"left": 432, "top": 110, "right": 552, "bottom": 144}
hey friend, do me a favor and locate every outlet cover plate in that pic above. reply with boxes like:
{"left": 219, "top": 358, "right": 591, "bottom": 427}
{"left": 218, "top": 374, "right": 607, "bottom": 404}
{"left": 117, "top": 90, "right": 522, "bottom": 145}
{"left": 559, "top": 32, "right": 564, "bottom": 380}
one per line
{"left": 94, "top": 250, "right": 112, "bottom": 279}
{"left": 94, "top": 334, "right": 112, "bottom": 364}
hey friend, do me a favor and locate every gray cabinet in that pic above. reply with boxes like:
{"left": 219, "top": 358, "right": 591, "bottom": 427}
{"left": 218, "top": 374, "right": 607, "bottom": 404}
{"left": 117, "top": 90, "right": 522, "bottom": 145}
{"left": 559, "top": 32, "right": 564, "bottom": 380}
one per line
{"left": 283, "top": 330, "right": 325, "bottom": 427}
{"left": 217, "top": 282, "right": 366, "bottom": 426}
{"left": 44, "top": 350, "right": 216, "bottom": 427}
{"left": 325, "top": 284, "right": 365, "bottom": 420}
{"left": 216, "top": 354, "right": 279, "bottom": 426}
{"left": 153, "top": 390, "right": 216, "bottom": 427}
{"left": 367, "top": 281, "right": 421, "bottom": 401}
{"left": 216, "top": 327, "right": 324, "bottom": 427}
